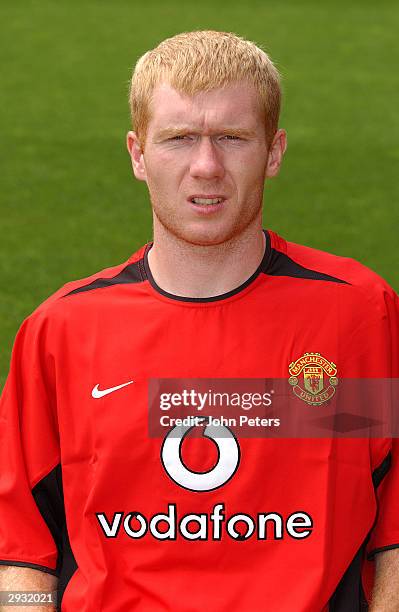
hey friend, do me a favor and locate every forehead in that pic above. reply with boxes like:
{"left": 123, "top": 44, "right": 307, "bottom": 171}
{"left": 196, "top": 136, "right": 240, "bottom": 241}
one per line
{"left": 147, "top": 81, "right": 263, "bottom": 131}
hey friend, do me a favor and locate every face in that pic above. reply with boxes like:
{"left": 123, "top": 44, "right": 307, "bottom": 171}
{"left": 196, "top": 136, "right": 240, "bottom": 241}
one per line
{"left": 127, "top": 80, "right": 286, "bottom": 246}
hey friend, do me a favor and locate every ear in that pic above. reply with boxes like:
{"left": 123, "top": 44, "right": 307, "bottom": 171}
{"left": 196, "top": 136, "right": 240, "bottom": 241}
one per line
{"left": 126, "top": 130, "right": 147, "bottom": 182}
{"left": 265, "top": 129, "right": 287, "bottom": 178}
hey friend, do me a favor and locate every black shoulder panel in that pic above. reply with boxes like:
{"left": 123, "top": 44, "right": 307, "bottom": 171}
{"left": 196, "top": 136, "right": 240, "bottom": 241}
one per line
{"left": 63, "top": 259, "right": 145, "bottom": 297}
{"left": 263, "top": 248, "right": 350, "bottom": 285}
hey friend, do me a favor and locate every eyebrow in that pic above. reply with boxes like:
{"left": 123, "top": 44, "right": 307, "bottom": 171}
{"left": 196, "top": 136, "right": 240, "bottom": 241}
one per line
{"left": 153, "top": 126, "right": 258, "bottom": 141}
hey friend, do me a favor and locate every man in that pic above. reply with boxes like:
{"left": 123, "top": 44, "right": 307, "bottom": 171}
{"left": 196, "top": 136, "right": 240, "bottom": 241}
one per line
{"left": 0, "top": 30, "right": 398, "bottom": 611}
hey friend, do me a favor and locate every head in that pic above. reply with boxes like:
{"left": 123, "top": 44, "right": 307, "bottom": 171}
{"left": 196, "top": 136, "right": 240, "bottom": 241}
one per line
{"left": 127, "top": 30, "right": 287, "bottom": 246}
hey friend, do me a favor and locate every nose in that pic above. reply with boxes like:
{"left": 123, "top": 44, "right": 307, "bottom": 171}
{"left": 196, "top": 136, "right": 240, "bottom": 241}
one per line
{"left": 189, "top": 137, "right": 225, "bottom": 180}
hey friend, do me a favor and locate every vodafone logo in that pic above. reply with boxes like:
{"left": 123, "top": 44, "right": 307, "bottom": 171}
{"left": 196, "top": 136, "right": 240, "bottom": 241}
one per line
{"left": 160, "top": 418, "right": 240, "bottom": 492}
{"left": 95, "top": 418, "right": 314, "bottom": 542}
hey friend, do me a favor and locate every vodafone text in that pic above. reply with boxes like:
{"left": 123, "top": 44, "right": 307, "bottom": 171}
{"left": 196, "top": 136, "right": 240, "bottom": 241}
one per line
{"left": 96, "top": 503, "right": 313, "bottom": 541}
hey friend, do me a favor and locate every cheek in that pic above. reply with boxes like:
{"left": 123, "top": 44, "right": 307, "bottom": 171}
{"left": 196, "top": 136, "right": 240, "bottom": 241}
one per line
{"left": 145, "top": 153, "right": 185, "bottom": 188}
{"left": 233, "top": 156, "right": 267, "bottom": 189}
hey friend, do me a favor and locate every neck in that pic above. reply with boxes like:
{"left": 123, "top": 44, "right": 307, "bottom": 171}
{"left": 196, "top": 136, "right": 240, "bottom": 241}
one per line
{"left": 147, "top": 219, "right": 266, "bottom": 298}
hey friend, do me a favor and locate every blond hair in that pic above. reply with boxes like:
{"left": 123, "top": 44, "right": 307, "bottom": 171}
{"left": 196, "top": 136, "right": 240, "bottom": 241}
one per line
{"left": 128, "top": 30, "right": 282, "bottom": 149}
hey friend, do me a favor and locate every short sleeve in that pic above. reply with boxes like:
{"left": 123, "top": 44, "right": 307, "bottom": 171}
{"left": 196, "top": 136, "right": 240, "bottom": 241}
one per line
{"left": 0, "top": 312, "right": 64, "bottom": 576}
{"left": 367, "top": 439, "right": 399, "bottom": 558}
{"left": 367, "top": 287, "right": 399, "bottom": 558}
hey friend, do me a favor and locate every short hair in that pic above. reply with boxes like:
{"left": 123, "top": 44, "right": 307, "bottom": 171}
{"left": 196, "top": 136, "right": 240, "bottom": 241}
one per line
{"left": 128, "top": 30, "right": 282, "bottom": 150}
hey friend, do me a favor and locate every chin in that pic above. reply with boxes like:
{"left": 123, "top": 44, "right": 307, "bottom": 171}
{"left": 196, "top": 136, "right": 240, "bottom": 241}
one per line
{"left": 172, "top": 224, "right": 240, "bottom": 247}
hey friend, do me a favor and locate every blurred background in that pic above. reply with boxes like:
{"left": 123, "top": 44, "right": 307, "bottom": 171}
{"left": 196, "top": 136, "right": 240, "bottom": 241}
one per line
{"left": 1, "top": 0, "right": 398, "bottom": 389}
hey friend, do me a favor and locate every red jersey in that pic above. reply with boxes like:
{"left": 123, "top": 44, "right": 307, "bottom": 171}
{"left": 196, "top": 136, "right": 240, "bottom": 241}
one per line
{"left": 0, "top": 229, "right": 398, "bottom": 611}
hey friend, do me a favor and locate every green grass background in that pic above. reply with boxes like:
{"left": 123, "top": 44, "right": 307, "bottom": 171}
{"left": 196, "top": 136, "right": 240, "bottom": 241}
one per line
{"left": 1, "top": 0, "right": 398, "bottom": 389}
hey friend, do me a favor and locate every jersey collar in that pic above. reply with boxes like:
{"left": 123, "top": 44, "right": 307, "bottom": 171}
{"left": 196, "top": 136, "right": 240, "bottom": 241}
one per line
{"left": 142, "top": 230, "right": 271, "bottom": 303}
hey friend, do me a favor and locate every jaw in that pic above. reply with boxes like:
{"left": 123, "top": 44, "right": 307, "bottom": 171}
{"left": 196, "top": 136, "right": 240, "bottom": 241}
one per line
{"left": 152, "top": 201, "right": 263, "bottom": 248}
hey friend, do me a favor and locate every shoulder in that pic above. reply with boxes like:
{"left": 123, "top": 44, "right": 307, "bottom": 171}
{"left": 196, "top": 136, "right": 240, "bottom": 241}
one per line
{"left": 20, "top": 243, "right": 149, "bottom": 333}
{"left": 267, "top": 229, "right": 398, "bottom": 318}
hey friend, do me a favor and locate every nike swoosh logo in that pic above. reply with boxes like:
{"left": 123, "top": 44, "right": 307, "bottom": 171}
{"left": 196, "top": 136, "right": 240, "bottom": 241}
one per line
{"left": 92, "top": 380, "right": 134, "bottom": 399}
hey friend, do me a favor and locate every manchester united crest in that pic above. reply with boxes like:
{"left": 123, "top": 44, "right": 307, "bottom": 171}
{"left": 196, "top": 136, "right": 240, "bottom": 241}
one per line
{"left": 288, "top": 352, "right": 338, "bottom": 406}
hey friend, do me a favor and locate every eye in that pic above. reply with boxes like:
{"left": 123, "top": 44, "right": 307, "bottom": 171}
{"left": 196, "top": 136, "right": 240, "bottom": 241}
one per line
{"left": 168, "top": 135, "right": 191, "bottom": 141}
{"left": 221, "top": 135, "right": 241, "bottom": 141}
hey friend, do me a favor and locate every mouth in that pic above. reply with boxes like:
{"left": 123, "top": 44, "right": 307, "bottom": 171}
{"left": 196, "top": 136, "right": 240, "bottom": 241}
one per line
{"left": 188, "top": 195, "right": 226, "bottom": 214}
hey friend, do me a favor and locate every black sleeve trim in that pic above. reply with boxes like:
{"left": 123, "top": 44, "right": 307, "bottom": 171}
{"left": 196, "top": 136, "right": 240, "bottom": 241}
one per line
{"left": 367, "top": 543, "right": 399, "bottom": 561}
{"left": 0, "top": 559, "right": 59, "bottom": 576}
